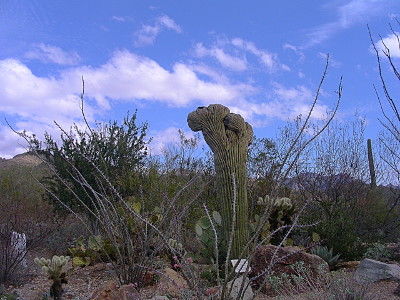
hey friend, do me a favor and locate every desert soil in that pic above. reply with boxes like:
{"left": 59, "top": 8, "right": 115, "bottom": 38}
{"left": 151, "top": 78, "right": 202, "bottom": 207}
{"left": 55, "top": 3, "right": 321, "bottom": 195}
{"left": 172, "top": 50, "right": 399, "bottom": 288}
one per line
{"left": 5, "top": 249, "right": 400, "bottom": 300}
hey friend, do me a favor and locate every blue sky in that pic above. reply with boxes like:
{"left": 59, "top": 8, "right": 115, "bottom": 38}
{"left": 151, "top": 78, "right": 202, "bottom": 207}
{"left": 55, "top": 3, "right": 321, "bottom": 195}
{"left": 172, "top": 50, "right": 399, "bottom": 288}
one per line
{"left": 1, "top": 0, "right": 400, "bottom": 158}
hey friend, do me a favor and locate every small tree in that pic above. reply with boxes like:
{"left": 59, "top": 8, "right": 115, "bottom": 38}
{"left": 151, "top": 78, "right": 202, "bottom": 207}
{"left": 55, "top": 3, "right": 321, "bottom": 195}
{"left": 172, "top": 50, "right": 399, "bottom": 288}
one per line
{"left": 31, "top": 111, "right": 149, "bottom": 230}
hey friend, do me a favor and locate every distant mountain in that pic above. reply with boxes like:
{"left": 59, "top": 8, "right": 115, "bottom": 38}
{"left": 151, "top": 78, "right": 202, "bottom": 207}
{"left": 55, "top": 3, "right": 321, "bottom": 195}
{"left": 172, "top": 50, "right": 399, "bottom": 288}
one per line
{"left": 0, "top": 152, "right": 43, "bottom": 169}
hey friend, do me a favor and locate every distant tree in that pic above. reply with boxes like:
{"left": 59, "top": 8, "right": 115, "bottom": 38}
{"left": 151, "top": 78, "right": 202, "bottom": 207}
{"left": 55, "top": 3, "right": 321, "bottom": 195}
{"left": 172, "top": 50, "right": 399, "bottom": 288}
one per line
{"left": 292, "top": 120, "right": 370, "bottom": 259}
{"left": 247, "top": 137, "right": 284, "bottom": 214}
{"left": 293, "top": 118, "right": 400, "bottom": 258}
{"left": 0, "top": 162, "right": 57, "bottom": 283}
{"left": 31, "top": 111, "right": 149, "bottom": 230}
{"left": 368, "top": 22, "right": 400, "bottom": 241}
{"left": 369, "top": 22, "right": 400, "bottom": 183}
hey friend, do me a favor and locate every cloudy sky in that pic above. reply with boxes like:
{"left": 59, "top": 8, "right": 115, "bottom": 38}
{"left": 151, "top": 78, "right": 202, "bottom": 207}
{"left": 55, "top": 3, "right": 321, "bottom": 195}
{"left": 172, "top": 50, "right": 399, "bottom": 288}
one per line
{"left": 1, "top": 0, "right": 400, "bottom": 158}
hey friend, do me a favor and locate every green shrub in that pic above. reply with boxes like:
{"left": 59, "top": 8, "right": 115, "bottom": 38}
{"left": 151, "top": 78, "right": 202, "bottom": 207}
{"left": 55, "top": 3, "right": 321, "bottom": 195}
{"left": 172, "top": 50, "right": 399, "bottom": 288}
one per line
{"left": 364, "top": 243, "right": 392, "bottom": 262}
{"left": 68, "top": 235, "right": 115, "bottom": 267}
{"left": 0, "top": 286, "right": 19, "bottom": 300}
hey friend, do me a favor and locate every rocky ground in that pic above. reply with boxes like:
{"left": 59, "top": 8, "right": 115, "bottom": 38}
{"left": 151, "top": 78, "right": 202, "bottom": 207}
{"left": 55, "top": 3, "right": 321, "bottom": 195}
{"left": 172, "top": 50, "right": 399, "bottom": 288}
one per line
{"left": 5, "top": 249, "right": 400, "bottom": 300}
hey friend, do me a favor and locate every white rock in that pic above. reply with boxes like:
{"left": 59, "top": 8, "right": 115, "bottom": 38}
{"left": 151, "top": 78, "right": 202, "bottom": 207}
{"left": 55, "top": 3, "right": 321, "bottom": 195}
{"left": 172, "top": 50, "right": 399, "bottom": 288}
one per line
{"left": 355, "top": 258, "right": 400, "bottom": 283}
{"left": 11, "top": 231, "right": 27, "bottom": 269}
{"left": 226, "top": 275, "right": 254, "bottom": 300}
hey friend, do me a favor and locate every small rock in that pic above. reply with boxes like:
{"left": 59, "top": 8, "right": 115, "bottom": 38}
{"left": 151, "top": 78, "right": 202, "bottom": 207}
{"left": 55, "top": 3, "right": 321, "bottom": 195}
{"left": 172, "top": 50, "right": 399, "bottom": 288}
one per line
{"left": 157, "top": 268, "right": 189, "bottom": 297}
{"left": 249, "top": 245, "right": 329, "bottom": 294}
{"left": 336, "top": 261, "right": 360, "bottom": 270}
{"left": 148, "top": 296, "right": 169, "bottom": 300}
{"left": 226, "top": 275, "right": 254, "bottom": 300}
{"left": 355, "top": 258, "right": 400, "bottom": 283}
{"left": 90, "top": 281, "right": 140, "bottom": 300}
{"left": 394, "top": 283, "right": 400, "bottom": 296}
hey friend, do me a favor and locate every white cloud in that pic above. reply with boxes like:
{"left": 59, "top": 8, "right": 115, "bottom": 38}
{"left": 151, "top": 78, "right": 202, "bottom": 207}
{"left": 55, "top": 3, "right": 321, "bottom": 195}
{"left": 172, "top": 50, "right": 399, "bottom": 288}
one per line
{"left": 231, "top": 38, "right": 290, "bottom": 72}
{"left": 112, "top": 16, "right": 126, "bottom": 22}
{"left": 0, "top": 126, "right": 28, "bottom": 159}
{"left": 158, "top": 15, "right": 182, "bottom": 32}
{"left": 0, "top": 59, "right": 87, "bottom": 123}
{"left": 305, "top": 0, "right": 389, "bottom": 48}
{"left": 284, "top": 43, "right": 305, "bottom": 63}
{"left": 240, "top": 83, "right": 331, "bottom": 122}
{"left": 0, "top": 50, "right": 258, "bottom": 156}
{"left": 373, "top": 32, "right": 400, "bottom": 58}
{"left": 318, "top": 52, "right": 342, "bottom": 68}
{"left": 149, "top": 127, "right": 200, "bottom": 155}
{"left": 193, "top": 43, "right": 248, "bottom": 71}
{"left": 134, "top": 15, "right": 182, "bottom": 46}
{"left": 63, "top": 50, "right": 253, "bottom": 108}
{"left": 0, "top": 49, "right": 329, "bottom": 158}
{"left": 25, "top": 43, "right": 81, "bottom": 65}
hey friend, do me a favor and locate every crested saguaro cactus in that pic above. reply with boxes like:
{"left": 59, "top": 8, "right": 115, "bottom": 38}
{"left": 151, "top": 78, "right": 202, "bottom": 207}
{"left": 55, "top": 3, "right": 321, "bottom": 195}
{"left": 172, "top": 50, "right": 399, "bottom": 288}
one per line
{"left": 187, "top": 104, "right": 253, "bottom": 258}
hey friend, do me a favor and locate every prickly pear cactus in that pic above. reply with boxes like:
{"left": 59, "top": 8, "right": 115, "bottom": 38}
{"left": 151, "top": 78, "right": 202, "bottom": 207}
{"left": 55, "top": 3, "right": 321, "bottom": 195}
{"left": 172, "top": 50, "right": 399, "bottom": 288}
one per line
{"left": 195, "top": 211, "right": 225, "bottom": 263}
{"left": 188, "top": 104, "right": 253, "bottom": 258}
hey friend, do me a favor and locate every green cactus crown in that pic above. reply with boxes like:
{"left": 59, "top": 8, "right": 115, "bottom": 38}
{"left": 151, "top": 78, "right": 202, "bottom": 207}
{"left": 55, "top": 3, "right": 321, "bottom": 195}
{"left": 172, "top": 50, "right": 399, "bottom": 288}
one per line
{"left": 34, "top": 255, "right": 70, "bottom": 277}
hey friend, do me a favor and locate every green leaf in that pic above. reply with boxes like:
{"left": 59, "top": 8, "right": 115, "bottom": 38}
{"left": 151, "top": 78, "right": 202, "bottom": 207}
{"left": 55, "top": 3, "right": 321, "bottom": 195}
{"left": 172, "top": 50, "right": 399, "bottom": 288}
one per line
{"left": 132, "top": 202, "right": 141, "bottom": 214}
{"left": 284, "top": 238, "right": 294, "bottom": 246}
{"left": 72, "top": 256, "right": 90, "bottom": 267}
{"left": 149, "top": 214, "right": 161, "bottom": 224}
{"left": 212, "top": 211, "right": 222, "bottom": 226}
{"left": 312, "top": 232, "right": 320, "bottom": 242}
{"left": 76, "top": 236, "right": 85, "bottom": 247}
{"left": 88, "top": 235, "right": 103, "bottom": 251}
{"left": 199, "top": 231, "right": 210, "bottom": 245}
{"left": 153, "top": 206, "right": 162, "bottom": 214}
{"left": 198, "top": 216, "right": 211, "bottom": 229}
{"left": 195, "top": 223, "right": 203, "bottom": 236}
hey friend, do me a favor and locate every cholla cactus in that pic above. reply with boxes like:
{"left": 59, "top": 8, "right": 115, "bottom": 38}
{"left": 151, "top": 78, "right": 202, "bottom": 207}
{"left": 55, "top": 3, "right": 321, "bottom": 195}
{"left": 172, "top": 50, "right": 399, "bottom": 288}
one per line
{"left": 257, "top": 194, "right": 270, "bottom": 206}
{"left": 34, "top": 255, "right": 70, "bottom": 278}
{"left": 269, "top": 197, "right": 296, "bottom": 244}
{"left": 34, "top": 255, "right": 70, "bottom": 300}
{"left": 251, "top": 196, "right": 297, "bottom": 245}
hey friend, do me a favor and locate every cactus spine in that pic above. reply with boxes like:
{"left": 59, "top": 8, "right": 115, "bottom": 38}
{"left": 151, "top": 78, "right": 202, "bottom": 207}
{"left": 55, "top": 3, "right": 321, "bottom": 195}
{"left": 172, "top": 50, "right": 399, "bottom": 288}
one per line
{"left": 187, "top": 104, "right": 253, "bottom": 258}
{"left": 367, "top": 139, "right": 377, "bottom": 187}
{"left": 34, "top": 255, "right": 70, "bottom": 300}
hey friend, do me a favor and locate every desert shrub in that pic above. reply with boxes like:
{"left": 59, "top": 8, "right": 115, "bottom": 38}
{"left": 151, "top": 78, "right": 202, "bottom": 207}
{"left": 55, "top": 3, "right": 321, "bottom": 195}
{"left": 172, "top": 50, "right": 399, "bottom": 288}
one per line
{"left": 68, "top": 235, "right": 116, "bottom": 267}
{"left": 31, "top": 111, "right": 149, "bottom": 232}
{"left": 364, "top": 243, "right": 392, "bottom": 262}
{"left": 44, "top": 214, "right": 91, "bottom": 255}
{"left": 0, "top": 285, "right": 19, "bottom": 300}
{"left": 312, "top": 215, "right": 367, "bottom": 260}
{"left": 21, "top": 114, "right": 208, "bottom": 294}
{"left": 0, "top": 163, "right": 58, "bottom": 283}
{"left": 270, "top": 265, "right": 374, "bottom": 300}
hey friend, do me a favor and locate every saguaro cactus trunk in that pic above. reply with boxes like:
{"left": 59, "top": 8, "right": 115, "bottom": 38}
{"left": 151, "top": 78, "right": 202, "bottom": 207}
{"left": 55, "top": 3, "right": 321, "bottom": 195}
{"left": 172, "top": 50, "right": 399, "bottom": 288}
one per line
{"left": 187, "top": 104, "right": 253, "bottom": 258}
{"left": 367, "top": 139, "right": 377, "bottom": 188}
